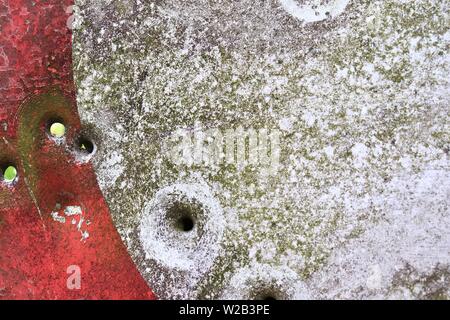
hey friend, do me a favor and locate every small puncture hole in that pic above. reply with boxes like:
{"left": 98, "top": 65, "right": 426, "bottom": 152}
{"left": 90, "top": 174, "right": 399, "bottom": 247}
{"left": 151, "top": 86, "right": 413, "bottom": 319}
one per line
{"left": 252, "top": 287, "right": 283, "bottom": 301}
{"left": 1, "top": 164, "right": 18, "bottom": 184}
{"left": 254, "top": 292, "right": 279, "bottom": 301}
{"left": 167, "top": 202, "right": 197, "bottom": 233}
{"left": 48, "top": 121, "right": 66, "bottom": 138}
{"left": 176, "top": 215, "right": 195, "bottom": 232}
{"left": 78, "top": 137, "right": 95, "bottom": 154}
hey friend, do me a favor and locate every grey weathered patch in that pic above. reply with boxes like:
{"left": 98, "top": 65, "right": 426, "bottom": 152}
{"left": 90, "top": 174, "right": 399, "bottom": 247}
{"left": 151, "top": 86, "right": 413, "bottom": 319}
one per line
{"left": 73, "top": 0, "right": 450, "bottom": 299}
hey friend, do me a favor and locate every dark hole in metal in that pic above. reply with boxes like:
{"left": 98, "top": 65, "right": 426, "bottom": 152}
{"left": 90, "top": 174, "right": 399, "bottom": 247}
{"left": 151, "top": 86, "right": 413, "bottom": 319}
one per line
{"left": 78, "top": 137, "right": 95, "bottom": 154}
{"left": 176, "top": 215, "right": 195, "bottom": 232}
{"left": 167, "top": 201, "right": 199, "bottom": 233}
{"left": 252, "top": 287, "right": 283, "bottom": 301}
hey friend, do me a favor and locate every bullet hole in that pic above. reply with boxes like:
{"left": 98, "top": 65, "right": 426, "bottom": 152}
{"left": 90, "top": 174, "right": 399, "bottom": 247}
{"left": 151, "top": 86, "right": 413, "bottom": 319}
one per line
{"left": 139, "top": 184, "right": 225, "bottom": 282}
{"left": 168, "top": 202, "right": 196, "bottom": 233}
{"left": 78, "top": 137, "right": 95, "bottom": 154}
{"left": 252, "top": 287, "right": 285, "bottom": 301}
{"left": 49, "top": 121, "right": 66, "bottom": 138}
{"left": 1, "top": 164, "right": 17, "bottom": 184}
{"left": 176, "top": 215, "right": 195, "bottom": 232}
{"left": 254, "top": 292, "right": 279, "bottom": 300}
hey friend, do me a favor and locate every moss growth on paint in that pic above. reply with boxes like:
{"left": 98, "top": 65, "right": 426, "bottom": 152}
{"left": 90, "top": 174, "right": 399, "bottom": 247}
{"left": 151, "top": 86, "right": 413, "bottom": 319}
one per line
{"left": 16, "top": 90, "right": 75, "bottom": 196}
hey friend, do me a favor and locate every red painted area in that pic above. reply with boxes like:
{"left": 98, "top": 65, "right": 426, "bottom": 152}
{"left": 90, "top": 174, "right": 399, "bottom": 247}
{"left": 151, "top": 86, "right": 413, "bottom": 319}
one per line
{"left": 0, "top": 0, "right": 155, "bottom": 299}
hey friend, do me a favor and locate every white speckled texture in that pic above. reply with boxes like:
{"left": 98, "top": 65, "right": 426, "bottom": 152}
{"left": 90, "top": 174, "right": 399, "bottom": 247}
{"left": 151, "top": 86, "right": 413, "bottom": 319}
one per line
{"left": 73, "top": 0, "right": 450, "bottom": 299}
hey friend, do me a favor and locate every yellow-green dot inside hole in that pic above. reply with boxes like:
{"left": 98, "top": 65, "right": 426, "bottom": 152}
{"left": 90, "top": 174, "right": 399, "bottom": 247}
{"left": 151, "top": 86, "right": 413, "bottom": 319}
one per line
{"left": 3, "top": 166, "right": 17, "bottom": 183}
{"left": 50, "top": 122, "right": 66, "bottom": 138}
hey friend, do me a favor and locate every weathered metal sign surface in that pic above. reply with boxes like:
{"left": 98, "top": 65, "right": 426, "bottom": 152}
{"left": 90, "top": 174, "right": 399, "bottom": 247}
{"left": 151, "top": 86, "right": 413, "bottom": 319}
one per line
{"left": 0, "top": 0, "right": 154, "bottom": 299}
{"left": 73, "top": 0, "right": 449, "bottom": 299}
{"left": 0, "top": 0, "right": 449, "bottom": 300}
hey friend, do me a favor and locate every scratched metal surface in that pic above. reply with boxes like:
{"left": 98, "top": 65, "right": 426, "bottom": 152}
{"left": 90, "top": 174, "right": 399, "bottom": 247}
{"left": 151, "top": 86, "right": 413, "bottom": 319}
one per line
{"left": 73, "top": 0, "right": 450, "bottom": 300}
